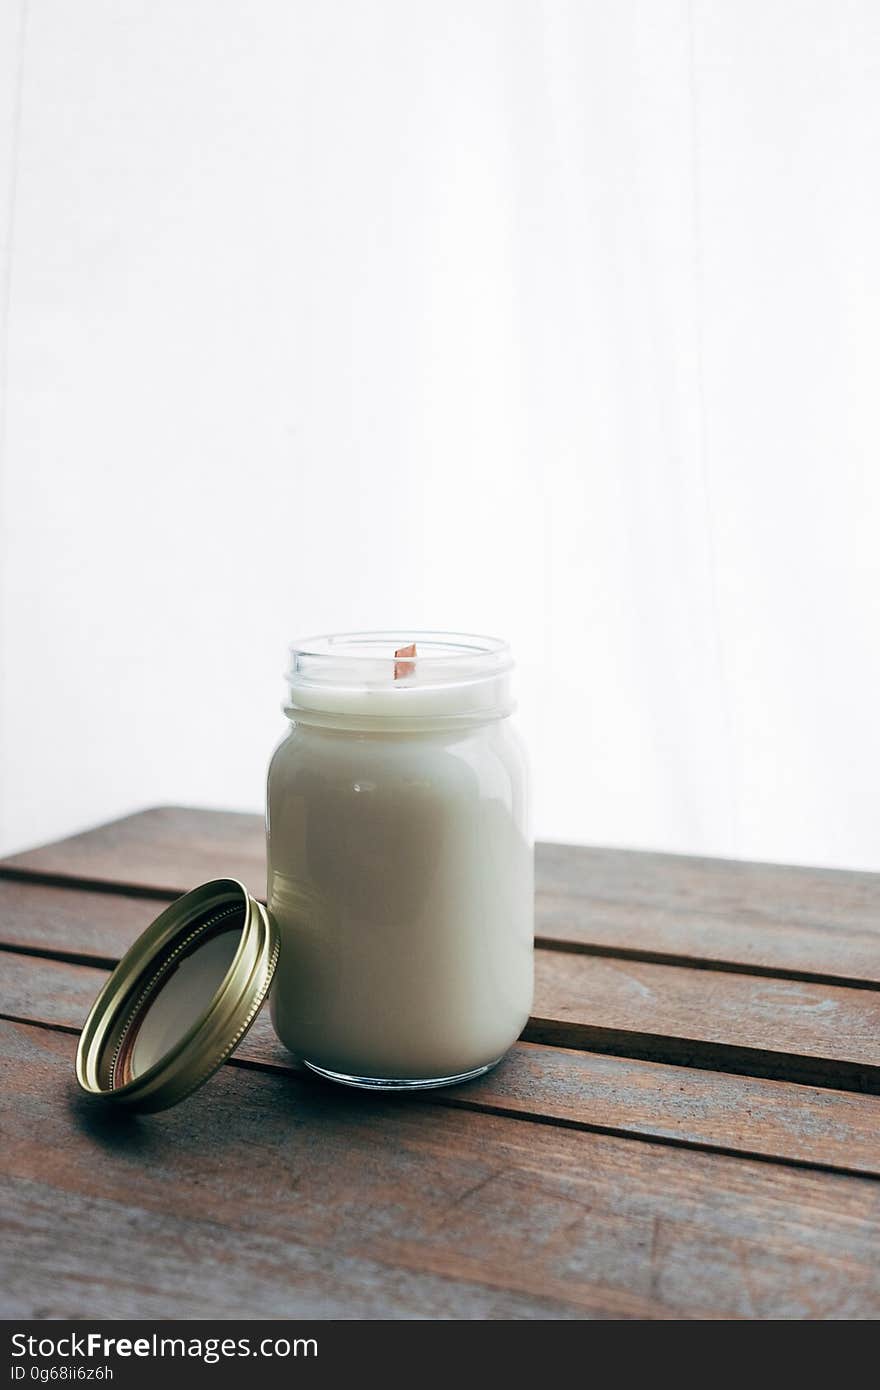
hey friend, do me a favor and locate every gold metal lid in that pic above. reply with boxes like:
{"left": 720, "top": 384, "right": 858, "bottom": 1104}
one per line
{"left": 75, "top": 878, "right": 279, "bottom": 1112}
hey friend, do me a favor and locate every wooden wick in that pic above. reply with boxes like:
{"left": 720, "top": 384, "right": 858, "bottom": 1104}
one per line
{"left": 394, "top": 643, "right": 417, "bottom": 680}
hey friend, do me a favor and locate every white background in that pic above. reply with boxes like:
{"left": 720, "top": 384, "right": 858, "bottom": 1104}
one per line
{"left": 1, "top": 1, "right": 879, "bottom": 869}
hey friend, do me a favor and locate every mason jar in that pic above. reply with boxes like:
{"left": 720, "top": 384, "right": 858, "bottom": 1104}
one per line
{"left": 267, "top": 631, "right": 533, "bottom": 1089}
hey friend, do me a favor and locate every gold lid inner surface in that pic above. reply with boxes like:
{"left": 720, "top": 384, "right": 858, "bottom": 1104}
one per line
{"left": 75, "top": 879, "right": 278, "bottom": 1113}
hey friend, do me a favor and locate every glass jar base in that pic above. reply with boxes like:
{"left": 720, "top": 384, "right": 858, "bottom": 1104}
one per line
{"left": 302, "top": 1057, "right": 503, "bottom": 1091}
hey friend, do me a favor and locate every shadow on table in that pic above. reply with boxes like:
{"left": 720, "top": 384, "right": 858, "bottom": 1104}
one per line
{"left": 63, "top": 1051, "right": 458, "bottom": 1160}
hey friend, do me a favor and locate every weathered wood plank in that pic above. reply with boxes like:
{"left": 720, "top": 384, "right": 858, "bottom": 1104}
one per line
{"left": 0, "top": 806, "right": 265, "bottom": 898}
{"left": 529, "top": 951, "right": 880, "bottom": 1092}
{"left": 0, "top": 1022, "right": 642, "bottom": 1320}
{"left": 0, "top": 878, "right": 158, "bottom": 966}
{"left": 2, "top": 876, "right": 878, "bottom": 1091}
{"left": 4, "top": 1018, "right": 880, "bottom": 1319}
{"left": 3, "top": 948, "right": 880, "bottom": 1176}
{"left": 4, "top": 807, "right": 879, "bottom": 986}
{"left": 3, "top": 1177, "right": 589, "bottom": 1322}
{"left": 537, "top": 843, "right": 880, "bottom": 988}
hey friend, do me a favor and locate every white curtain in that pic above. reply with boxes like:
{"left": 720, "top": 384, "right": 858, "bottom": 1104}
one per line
{"left": 1, "top": 1, "right": 879, "bottom": 868}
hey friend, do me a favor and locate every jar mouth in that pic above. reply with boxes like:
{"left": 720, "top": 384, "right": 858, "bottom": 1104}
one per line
{"left": 285, "top": 631, "right": 514, "bottom": 726}
{"left": 291, "top": 631, "right": 509, "bottom": 667}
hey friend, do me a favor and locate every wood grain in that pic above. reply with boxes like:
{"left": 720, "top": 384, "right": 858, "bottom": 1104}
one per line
{"left": 4, "top": 806, "right": 878, "bottom": 987}
{"left": 3, "top": 947, "right": 880, "bottom": 1177}
{"left": 4, "top": 1018, "right": 880, "bottom": 1319}
{"left": 6, "top": 807, "right": 880, "bottom": 1322}
{"left": 0, "top": 878, "right": 160, "bottom": 966}
{"left": 529, "top": 951, "right": 880, "bottom": 1092}
{"left": 2, "top": 879, "right": 878, "bottom": 1092}
{"left": 0, "top": 806, "right": 265, "bottom": 898}
{"left": 537, "top": 843, "right": 880, "bottom": 988}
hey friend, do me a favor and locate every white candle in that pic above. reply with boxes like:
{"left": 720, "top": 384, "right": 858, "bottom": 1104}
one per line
{"left": 267, "top": 631, "right": 533, "bottom": 1088}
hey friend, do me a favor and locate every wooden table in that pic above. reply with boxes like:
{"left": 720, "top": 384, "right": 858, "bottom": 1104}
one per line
{"left": 2, "top": 807, "right": 879, "bottom": 1320}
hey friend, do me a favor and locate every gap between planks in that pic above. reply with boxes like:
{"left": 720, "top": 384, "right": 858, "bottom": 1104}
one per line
{"left": 4, "top": 938, "right": 880, "bottom": 1183}
{"left": 2, "top": 1006, "right": 878, "bottom": 1185}
{"left": 4, "top": 935, "right": 879, "bottom": 1097}
{"left": 2, "top": 879, "right": 880, "bottom": 1097}
{"left": 2, "top": 864, "right": 877, "bottom": 995}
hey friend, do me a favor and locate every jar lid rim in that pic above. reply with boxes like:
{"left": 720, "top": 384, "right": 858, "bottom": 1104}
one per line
{"left": 75, "top": 878, "right": 279, "bottom": 1113}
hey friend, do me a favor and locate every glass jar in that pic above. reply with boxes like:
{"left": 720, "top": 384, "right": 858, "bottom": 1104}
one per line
{"left": 267, "top": 631, "right": 533, "bottom": 1089}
